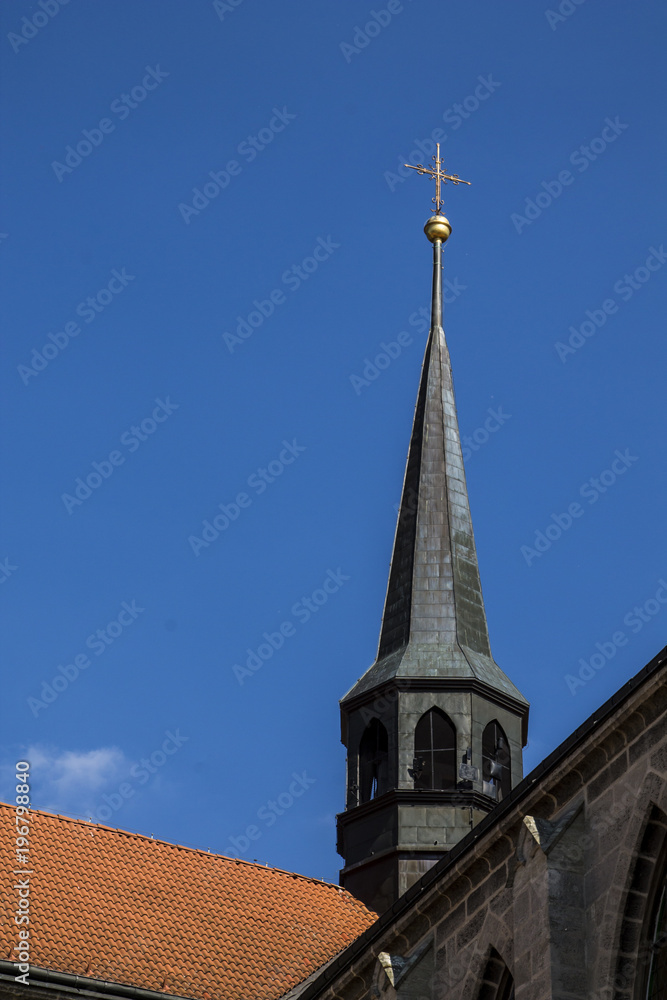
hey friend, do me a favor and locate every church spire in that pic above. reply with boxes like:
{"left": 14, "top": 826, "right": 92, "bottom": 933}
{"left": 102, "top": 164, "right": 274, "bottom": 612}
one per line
{"left": 337, "top": 149, "right": 528, "bottom": 914}
{"left": 343, "top": 149, "right": 524, "bottom": 700}
{"left": 378, "top": 153, "right": 491, "bottom": 660}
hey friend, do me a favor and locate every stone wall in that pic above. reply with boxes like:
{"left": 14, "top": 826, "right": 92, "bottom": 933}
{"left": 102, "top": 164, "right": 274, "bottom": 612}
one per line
{"left": 310, "top": 661, "right": 667, "bottom": 1000}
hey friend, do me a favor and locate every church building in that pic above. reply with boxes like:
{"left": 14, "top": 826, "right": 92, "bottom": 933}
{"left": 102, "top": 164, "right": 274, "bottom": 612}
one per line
{"left": 1, "top": 149, "right": 666, "bottom": 1000}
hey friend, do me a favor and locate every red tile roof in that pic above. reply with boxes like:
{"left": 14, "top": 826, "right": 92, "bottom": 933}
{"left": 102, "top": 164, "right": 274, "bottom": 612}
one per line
{"left": 0, "top": 803, "right": 376, "bottom": 1000}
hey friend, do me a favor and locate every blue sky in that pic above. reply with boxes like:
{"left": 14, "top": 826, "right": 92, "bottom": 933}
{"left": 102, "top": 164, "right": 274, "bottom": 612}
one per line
{"left": 1, "top": 0, "right": 666, "bottom": 884}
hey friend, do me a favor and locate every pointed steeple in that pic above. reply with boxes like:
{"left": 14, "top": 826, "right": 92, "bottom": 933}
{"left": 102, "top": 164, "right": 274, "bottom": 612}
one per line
{"left": 342, "top": 201, "right": 526, "bottom": 711}
{"left": 337, "top": 154, "right": 529, "bottom": 914}
{"left": 378, "top": 235, "right": 492, "bottom": 659}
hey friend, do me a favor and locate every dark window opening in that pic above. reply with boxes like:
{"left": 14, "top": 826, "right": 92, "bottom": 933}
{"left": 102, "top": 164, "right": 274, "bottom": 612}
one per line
{"left": 644, "top": 849, "right": 667, "bottom": 999}
{"left": 358, "top": 719, "right": 389, "bottom": 803}
{"left": 499, "top": 972, "right": 515, "bottom": 1000}
{"left": 615, "top": 807, "right": 667, "bottom": 1000}
{"left": 477, "top": 949, "right": 514, "bottom": 1000}
{"left": 482, "top": 721, "right": 511, "bottom": 802}
{"left": 412, "top": 708, "right": 456, "bottom": 790}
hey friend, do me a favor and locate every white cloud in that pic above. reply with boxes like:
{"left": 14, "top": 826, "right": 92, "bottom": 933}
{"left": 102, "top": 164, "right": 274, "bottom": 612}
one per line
{"left": 4, "top": 745, "right": 129, "bottom": 817}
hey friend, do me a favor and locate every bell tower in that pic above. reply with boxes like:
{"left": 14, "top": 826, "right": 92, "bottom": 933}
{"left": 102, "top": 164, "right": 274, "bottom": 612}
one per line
{"left": 336, "top": 147, "right": 529, "bottom": 915}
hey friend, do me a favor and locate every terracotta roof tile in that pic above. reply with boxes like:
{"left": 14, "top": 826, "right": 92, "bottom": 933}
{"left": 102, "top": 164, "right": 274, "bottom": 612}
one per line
{"left": 0, "top": 803, "right": 375, "bottom": 1000}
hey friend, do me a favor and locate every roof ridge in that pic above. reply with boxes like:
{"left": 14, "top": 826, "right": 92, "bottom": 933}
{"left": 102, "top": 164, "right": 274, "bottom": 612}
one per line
{"left": 0, "top": 800, "right": 358, "bottom": 896}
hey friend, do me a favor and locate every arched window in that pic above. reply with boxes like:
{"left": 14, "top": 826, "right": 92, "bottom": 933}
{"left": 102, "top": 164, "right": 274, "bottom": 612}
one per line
{"left": 358, "top": 719, "right": 388, "bottom": 803}
{"left": 638, "top": 812, "right": 667, "bottom": 1000}
{"left": 644, "top": 870, "right": 667, "bottom": 999}
{"left": 499, "top": 970, "right": 515, "bottom": 1000}
{"left": 477, "top": 949, "right": 514, "bottom": 1000}
{"left": 482, "top": 721, "right": 511, "bottom": 802}
{"left": 613, "top": 806, "right": 667, "bottom": 999}
{"left": 413, "top": 708, "right": 456, "bottom": 790}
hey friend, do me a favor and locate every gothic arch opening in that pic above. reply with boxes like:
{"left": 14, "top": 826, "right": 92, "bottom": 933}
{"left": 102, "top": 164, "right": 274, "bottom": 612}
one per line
{"left": 613, "top": 804, "right": 667, "bottom": 999}
{"left": 482, "top": 721, "right": 511, "bottom": 802}
{"left": 358, "top": 719, "right": 389, "bottom": 803}
{"left": 477, "top": 948, "right": 514, "bottom": 1000}
{"left": 413, "top": 707, "right": 456, "bottom": 790}
{"left": 643, "top": 861, "right": 667, "bottom": 999}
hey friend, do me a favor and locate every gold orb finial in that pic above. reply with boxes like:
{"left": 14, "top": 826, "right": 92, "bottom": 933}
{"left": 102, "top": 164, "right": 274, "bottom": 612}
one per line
{"left": 424, "top": 214, "right": 452, "bottom": 243}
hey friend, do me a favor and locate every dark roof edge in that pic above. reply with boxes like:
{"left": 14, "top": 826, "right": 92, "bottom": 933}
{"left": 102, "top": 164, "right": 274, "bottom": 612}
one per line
{"left": 0, "top": 964, "right": 192, "bottom": 1000}
{"left": 341, "top": 673, "right": 529, "bottom": 743}
{"left": 341, "top": 672, "right": 528, "bottom": 716}
{"left": 296, "top": 644, "right": 667, "bottom": 1000}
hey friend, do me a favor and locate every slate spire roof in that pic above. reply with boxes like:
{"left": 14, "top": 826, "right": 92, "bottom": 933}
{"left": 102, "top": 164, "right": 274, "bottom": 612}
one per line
{"left": 380, "top": 238, "right": 492, "bottom": 658}
{"left": 343, "top": 234, "right": 528, "bottom": 716}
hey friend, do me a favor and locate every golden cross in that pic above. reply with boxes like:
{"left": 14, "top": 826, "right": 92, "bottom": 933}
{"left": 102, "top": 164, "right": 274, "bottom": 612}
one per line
{"left": 404, "top": 143, "right": 470, "bottom": 214}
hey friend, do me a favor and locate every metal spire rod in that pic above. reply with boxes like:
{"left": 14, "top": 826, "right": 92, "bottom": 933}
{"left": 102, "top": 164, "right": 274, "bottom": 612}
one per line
{"left": 430, "top": 237, "right": 443, "bottom": 332}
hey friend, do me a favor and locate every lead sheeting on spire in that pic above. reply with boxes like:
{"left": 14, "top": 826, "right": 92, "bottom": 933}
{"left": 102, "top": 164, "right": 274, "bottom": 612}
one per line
{"left": 343, "top": 236, "right": 527, "bottom": 712}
